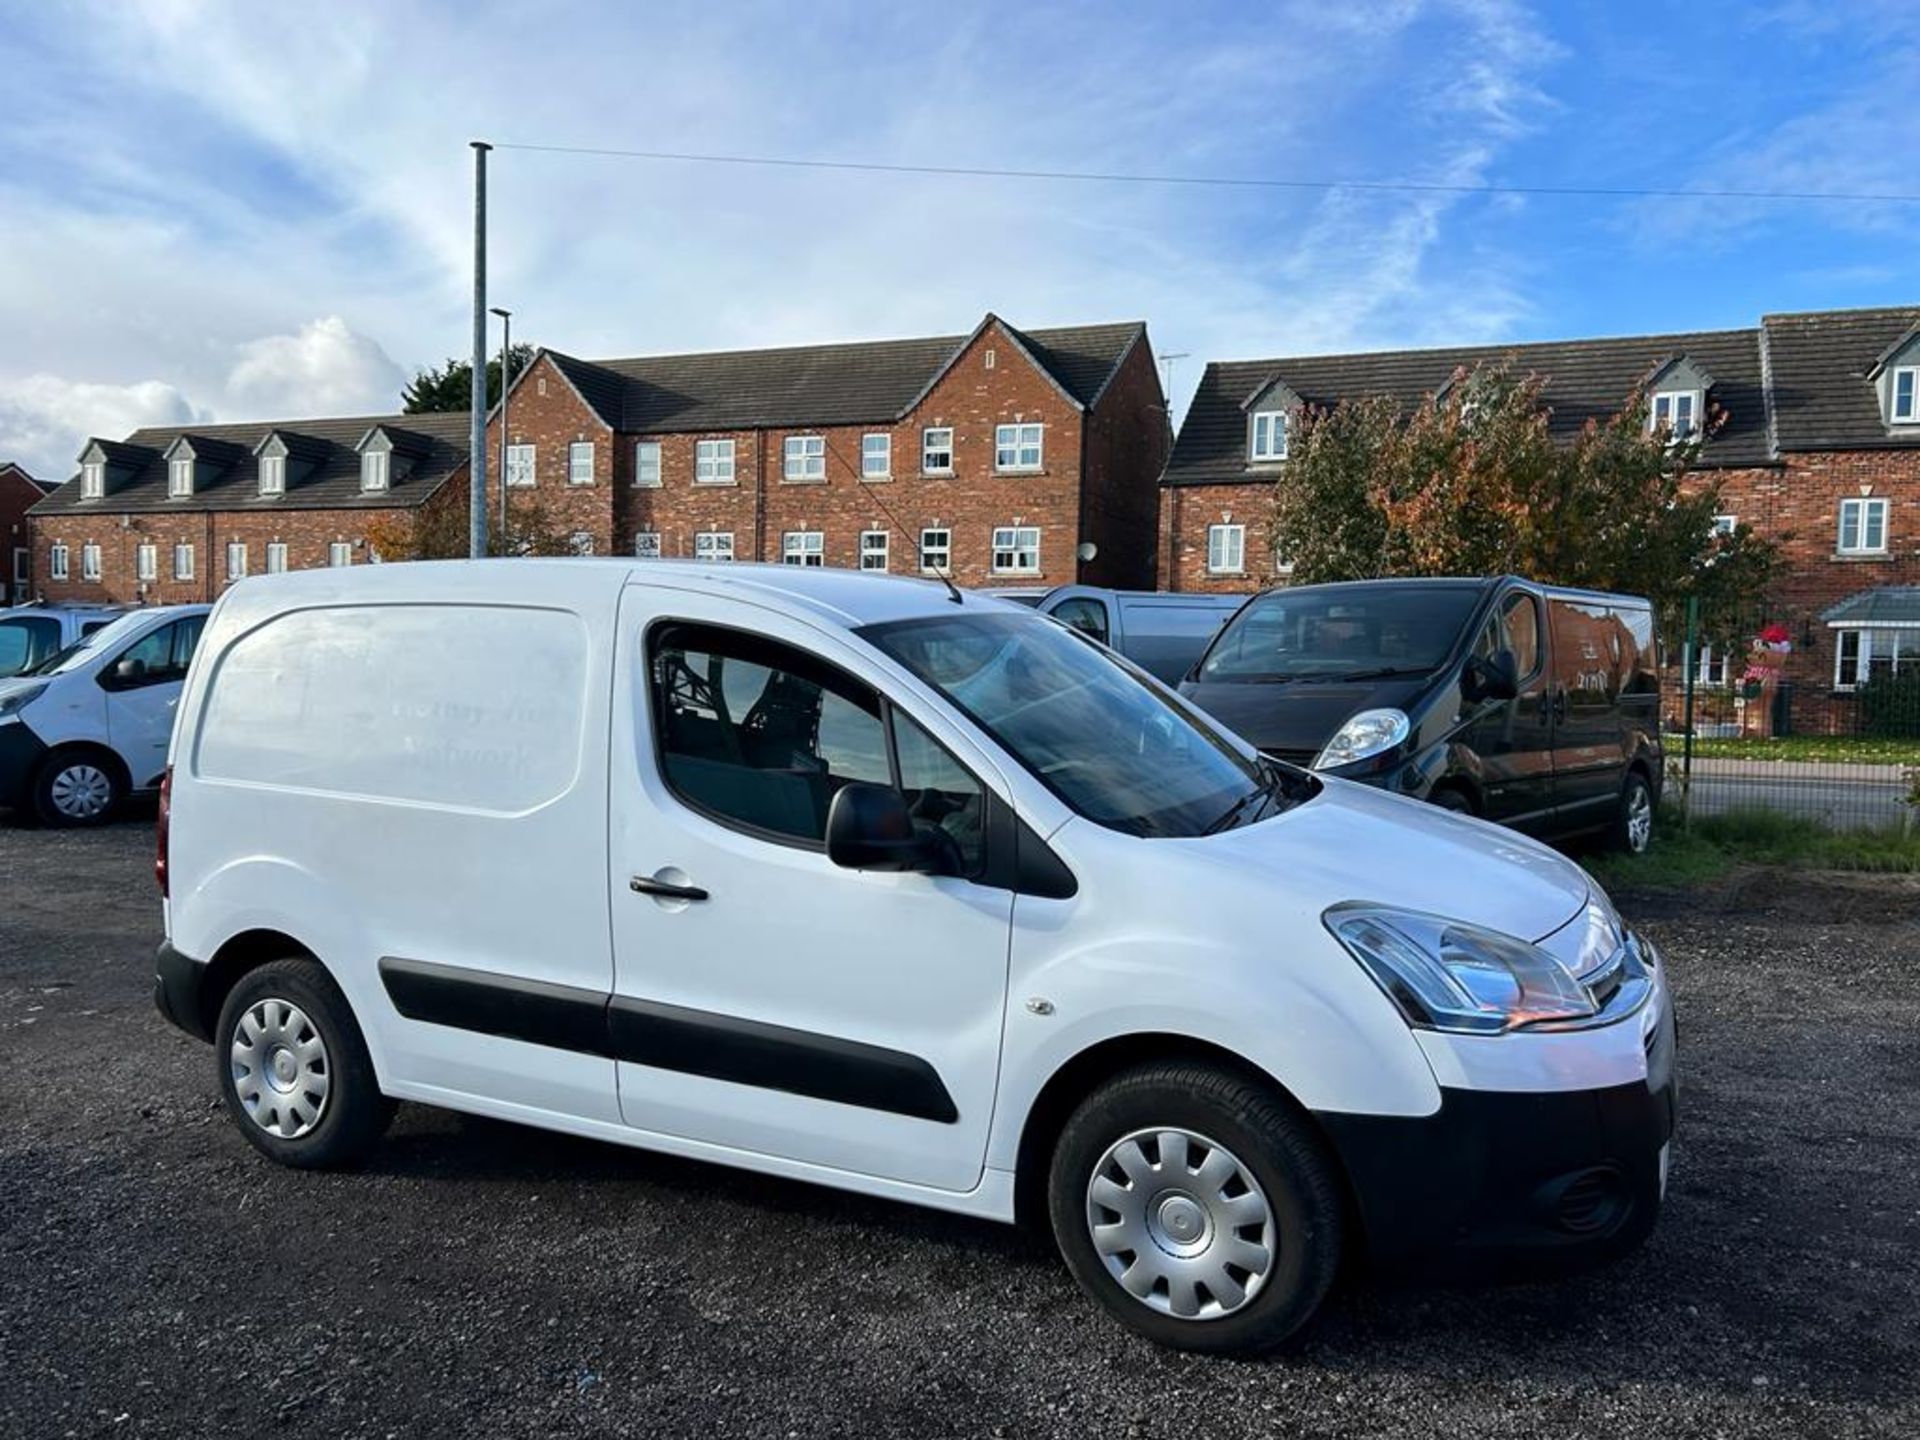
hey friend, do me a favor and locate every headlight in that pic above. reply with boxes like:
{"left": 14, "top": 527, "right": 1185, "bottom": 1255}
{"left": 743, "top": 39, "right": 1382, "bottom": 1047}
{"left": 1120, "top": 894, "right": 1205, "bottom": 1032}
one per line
{"left": 1325, "top": 903, "right": 1599, "bottom": 1034}
{"left": 0, "top": 683, "right": 47, "bottom": 722}
{"left": 1313, "top": 707, "right": 1409, "bottom": 769}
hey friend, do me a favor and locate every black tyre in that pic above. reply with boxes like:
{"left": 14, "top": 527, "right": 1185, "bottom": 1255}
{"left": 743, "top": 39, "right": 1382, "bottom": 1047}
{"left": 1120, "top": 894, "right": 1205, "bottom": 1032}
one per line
{"left": 1048, "top": 1061, "right": 1344, "bottom": 1355}
{"left": 215, "top": 958, "right": 394, "bottom": 1169}
{"left": 32, "top": 748, "right": 124, "bottom": 827}
{"left": 1430, "top": 787, "right": 1476, "bottom": 815}
{"left": 1608, "top": 772, "right": 1655, "bottom": 854}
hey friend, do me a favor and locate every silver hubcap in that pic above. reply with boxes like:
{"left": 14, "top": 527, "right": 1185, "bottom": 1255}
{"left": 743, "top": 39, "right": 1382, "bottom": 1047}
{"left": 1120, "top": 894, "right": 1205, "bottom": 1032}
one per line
{"left": 1626, "top": 787, "right": 1653, "bottom": 853}
{"left": 49, "top": 764, "right": 113, "bottom": 819}
{"left": 230, "top": 999, "right": 330, "bottom": 1139}
{"left": 1086, "top": 1127, "right": 1276, "bottom": 1321}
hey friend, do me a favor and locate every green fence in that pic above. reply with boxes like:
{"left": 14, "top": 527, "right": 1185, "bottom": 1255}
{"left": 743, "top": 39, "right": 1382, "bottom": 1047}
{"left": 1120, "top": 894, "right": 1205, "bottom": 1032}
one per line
{"left": 1666, "top": 598, "right": 1920, "bottom": 832}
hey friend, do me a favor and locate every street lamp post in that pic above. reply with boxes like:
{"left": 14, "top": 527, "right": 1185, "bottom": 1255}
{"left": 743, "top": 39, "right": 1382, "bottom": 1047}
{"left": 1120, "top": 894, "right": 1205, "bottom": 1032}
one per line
{"left": 491, "top": 307, "right": 512, "bottom": 554}
{"left": 468, "top": 140, "right": 491, "bottom": 560}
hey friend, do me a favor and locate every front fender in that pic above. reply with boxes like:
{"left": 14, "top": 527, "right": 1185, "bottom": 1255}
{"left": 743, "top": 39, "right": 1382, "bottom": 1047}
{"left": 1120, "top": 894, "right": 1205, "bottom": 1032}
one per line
{"left": 985, "top": 925, "right": 1442, "bottom": 1173}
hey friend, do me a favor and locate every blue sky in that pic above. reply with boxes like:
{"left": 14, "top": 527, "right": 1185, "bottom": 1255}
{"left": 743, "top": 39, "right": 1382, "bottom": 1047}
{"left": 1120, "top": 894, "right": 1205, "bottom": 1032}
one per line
{"left": 1, "top": 0, "right": 1915, "bottom": 478}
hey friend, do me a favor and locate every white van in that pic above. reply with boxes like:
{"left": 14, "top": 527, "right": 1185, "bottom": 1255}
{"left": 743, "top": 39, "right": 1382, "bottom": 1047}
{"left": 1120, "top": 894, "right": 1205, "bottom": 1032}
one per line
{"left": 0, "top": 603, "right": 131, "bottom": 678}
{"left": 0, "top": 604, "right": 209, "bottom": 824}
{"left": 154, "top": 562, "right": 1675, "bottom": 1354}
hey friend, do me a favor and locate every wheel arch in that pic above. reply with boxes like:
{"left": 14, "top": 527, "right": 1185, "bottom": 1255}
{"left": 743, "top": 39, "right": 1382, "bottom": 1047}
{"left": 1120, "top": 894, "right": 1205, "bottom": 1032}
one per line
{"left": 37, "top": 739, "right": 132, "bottom": 793}
{"left": 1010, "top": 1032, "right": 1358, "bottom": 1234}
{"left": 198, "top": 928, "right": 322, "bottom": 1041}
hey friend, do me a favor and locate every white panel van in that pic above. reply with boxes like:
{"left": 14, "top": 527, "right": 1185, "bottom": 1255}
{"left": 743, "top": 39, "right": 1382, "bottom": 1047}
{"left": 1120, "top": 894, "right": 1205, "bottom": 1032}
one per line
{"left": 155, "top": 561, "right": 1675, "bottom": 1354}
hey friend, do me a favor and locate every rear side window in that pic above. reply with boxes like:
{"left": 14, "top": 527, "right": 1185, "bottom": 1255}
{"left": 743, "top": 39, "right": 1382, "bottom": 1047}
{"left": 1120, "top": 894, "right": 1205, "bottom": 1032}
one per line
{"left": 1611, "top": 604, "right": 1658, "bottom": 699}
{"left": 0, "top": 617, "right": 59, "bottom": 676}
{"left": 1048, "top": 597, "right": 1109, "bottom": 645}
{"left": 649, "top": 622, "right": 986, "bottom": 873}
{"left": 194, "top": 605, "right": 588, "bottom": 812}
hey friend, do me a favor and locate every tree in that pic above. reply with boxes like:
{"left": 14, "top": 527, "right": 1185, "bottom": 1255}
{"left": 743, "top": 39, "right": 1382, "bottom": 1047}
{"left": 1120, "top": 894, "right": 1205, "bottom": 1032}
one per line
{"left": 365, "top": 490, "right": 578, "bottom": 562}
{"left": 1268, "top": 363, "right": 1782, "bottom": 638}
{"left": 401, "top": 343, "right": 535, "bottom": 414}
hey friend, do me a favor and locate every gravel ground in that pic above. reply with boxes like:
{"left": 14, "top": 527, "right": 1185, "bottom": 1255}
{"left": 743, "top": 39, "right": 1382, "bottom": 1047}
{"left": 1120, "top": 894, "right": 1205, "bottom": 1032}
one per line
{"left": 2, "top": 814, "right": 1917, "bottom": 1439}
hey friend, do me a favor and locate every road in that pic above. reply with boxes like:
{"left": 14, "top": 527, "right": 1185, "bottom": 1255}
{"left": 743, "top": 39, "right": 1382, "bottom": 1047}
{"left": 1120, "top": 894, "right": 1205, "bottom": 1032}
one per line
{"left": 2, "top": 818, "right": 1917, "bottom": 1438}
{"left": 1682, "top": 758, "right": 1911, "bottom": 830}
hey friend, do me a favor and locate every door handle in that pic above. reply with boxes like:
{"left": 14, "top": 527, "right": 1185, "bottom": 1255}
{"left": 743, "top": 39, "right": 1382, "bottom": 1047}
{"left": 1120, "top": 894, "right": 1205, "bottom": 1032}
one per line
{"left": 630, "top": 874, "right": 709, "bottom": 902}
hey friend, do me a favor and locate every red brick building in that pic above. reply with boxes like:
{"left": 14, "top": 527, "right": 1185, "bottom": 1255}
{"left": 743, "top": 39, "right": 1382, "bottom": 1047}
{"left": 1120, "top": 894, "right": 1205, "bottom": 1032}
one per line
{"left": 26, "top": 413, "right": 470, "bottom": 605}
{"left": 2, "top": 462, "right": 53, "bottom": 604}
{"left": 1160, "top": 306, "right": 1920, "bottom": 733}
{"left": 481, "top": 314, "right": 1166, "bottom": 587}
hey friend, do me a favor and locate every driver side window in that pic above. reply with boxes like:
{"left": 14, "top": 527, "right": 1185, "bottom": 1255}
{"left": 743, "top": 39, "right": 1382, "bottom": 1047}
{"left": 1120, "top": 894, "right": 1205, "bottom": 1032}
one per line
{"left": 1476, "top": 593, "right": 1542, "bottom": 682}
{"left": 107, "top": 617, "right": 203, "bottom": 688}
{"left": 1048, "top": 597, "right": 1109, "bottom": 646}
{"left": 648, "top": 622, "right": 987, "bottom": 874}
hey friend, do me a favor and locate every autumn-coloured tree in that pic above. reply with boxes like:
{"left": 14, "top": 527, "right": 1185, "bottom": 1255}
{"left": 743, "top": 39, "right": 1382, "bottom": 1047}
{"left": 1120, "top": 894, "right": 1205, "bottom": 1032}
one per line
{"left": 1268, "top": 363, "right": 1781, "bottom": 639}
{"left": 364, "top": 490, "right": 578, "bottom": 562}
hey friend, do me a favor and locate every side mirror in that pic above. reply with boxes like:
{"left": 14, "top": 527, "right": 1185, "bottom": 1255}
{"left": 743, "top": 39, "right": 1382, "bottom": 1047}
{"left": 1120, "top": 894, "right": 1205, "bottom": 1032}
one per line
{"left": 1466, "top": 649, "right": 1520, "bottom": 702}
{"left": 109, "top": 657, "right": 147, "bottom": 687}
{"left": 826, "top": 783, "right": 941, "bottom": 874}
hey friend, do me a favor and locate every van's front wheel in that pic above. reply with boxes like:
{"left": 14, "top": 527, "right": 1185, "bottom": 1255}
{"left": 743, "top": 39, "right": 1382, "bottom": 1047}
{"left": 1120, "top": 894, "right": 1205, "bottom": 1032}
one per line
{"left": 1609, "top": 773, "right": 1655, "bottom": 854}
{"left": 1047, "top": 1062, "right": 1343, "bottom": 1354}
{"left": 32, "top": 749, "right": 124, "bottom": 826}
{"left": 215, "top": 958, "right": 394, "bottom": 1169}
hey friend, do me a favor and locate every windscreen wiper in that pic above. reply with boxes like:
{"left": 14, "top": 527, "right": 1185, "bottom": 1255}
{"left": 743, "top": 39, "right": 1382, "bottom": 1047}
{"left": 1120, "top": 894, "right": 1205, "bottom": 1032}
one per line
{"left": 1202, "top": 784, "right": 1272, "bottom": 835}
{"left": 1326, "top": 666, "right": 1432, "bottom": 682}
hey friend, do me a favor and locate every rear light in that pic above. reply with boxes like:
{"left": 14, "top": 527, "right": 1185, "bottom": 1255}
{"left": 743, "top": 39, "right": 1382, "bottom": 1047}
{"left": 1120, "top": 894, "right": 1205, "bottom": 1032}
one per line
{"left": 156, "top": 765, "right": 172, "bottom": 897}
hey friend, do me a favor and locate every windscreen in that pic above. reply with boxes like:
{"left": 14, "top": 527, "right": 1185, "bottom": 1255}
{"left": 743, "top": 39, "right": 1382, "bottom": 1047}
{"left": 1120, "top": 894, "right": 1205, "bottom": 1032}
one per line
{"left": 1197, "top": 584, "right": 1481, "bottom": 681}
{"left": 863, "top": 611, "right": 1296, "bottom": 838}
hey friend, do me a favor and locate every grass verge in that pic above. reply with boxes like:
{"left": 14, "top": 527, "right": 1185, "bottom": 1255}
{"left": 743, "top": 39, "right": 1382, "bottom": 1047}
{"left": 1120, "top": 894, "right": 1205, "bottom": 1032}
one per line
{"left": 1681, "top": 734, "right": 1918, "bottom": 764}
{"left": 1584, "top": 806, "right": 1920, "bottom": 891}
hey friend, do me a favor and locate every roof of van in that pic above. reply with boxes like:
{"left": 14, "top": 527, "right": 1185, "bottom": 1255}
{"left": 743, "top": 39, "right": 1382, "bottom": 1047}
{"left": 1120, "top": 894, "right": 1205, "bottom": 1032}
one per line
{"left": 1247, "top": 575, "right": 1653, "bottom": 606}
{"left": 227, "top": 560, "right": 1026, "bottom": 630}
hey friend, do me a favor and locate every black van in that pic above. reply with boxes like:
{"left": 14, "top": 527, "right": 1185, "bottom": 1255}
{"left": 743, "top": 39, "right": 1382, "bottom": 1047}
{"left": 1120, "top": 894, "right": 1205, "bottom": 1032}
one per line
{"left": 1179, "top": 576, "right": 1663, "bottom": 851}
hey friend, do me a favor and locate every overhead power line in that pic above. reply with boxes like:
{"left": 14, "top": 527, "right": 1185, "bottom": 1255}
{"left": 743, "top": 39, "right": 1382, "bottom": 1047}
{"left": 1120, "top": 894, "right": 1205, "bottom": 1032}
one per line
{"left": 491, "top": 142, "right": 1920, "bottom": 206}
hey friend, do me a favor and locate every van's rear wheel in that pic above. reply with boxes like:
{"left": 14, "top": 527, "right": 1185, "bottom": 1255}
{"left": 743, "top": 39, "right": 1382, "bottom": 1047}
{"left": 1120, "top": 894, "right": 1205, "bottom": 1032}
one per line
{"left": 32, "top": 749, "right": 124, "bottom": 826}
{"left": 215, "top": 958, "right": 393, "bottom": 1168}
{"left": 1047, "top": 1061, "right": 1343, "bottom": 1354}
{"left": 1609, "top": 773, "right": 1655, "bottom": 854}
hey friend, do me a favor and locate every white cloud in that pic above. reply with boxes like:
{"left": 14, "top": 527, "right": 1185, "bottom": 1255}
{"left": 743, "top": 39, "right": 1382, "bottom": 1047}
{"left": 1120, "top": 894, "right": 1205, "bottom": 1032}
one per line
{"left": 226, "top": 316, "right": 405, "bottom": 419}
{"left": 0, "top": 376, "right": 204, "bottom": 480}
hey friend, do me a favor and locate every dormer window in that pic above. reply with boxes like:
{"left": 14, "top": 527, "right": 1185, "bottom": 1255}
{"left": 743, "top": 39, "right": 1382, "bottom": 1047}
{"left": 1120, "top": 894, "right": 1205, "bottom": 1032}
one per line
{"left": 259, "top": 454, "right": 285, "bottom": 496}
{"left": 1651, "top": 390, "right": 1699, "bottom": 440}
{"left": 362, "top": 449, "right": 389, "bottom": 492}
{"left": 169, "top": 455, "right": 194, "bottom": 497}
{"left": 1893, "top": 366, "right": 1918, "bottom": 425}
{"left": 81, "top": 461, "right": 104, "bottom": 500}
{"left": 1250, "top": 411, "right": 1288, "bottom": 462}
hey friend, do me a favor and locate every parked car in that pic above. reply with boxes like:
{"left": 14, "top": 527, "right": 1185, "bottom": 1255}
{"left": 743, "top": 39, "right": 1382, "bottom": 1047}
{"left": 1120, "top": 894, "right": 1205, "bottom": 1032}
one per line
{"left": 0, "top": 603, "right": 130, "bottom": 678}
{"left": 154, "top": 562, "right": 1674, "bottom": 1355}
{"left": 1181, "top": 576, "right": 1663, "bottom": 851}
{"left": 0, "top": 604, "right": 210, "bottom": 824}
{"left": 1029, "top": 586, "right": 1247, "bottom": 684}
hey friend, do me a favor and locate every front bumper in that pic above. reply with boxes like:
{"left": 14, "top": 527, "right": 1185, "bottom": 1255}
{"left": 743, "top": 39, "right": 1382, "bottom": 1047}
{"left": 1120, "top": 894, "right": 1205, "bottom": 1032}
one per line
{"left": 153, "top": 941, "right": 213, "bottom": 1043}
{"left": 1315, "top": 951, "right": 1678, "bottom": 1275}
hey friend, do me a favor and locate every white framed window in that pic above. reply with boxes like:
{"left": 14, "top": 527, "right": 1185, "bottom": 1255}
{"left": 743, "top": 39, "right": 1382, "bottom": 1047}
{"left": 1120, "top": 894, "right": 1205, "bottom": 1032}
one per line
{"left": 1834, "top": 626, "right": 1920, "bottom": 690}
{"left": 80, "top": 462, "right": 104, "bottom": 500}
{"left": 994, "top": 423, "right": 1043, "bottom": 472}
{"left": 782, "top": 530, "right": 825, "bottom": 566}
{"left": 859, "top": 530, "right": 889, "bottom": 571}
{"left": 634, "top": 441, "right": 662, "bottom": 487}
{"left": 568, "top": 441, "right": 594, "bottom": 486}
{"left": 695, "top": 530, "right": 734, "bottom": 562}
{"left": 784, "top": 434, "right": 826, "bottom": 481}
{"left": 49, "top": 543, "right": 69, "bottom": 581}
{"left": 568, "top": 531, "right": 594, "bottom": 556}
{"left": 694, "top": 439, "right": 735, "bottom": 485}
{"left": 328, "top": 541, "right": 352, "bottom": 568}
{"left": 168, "top": 456, "right": 193, "bottom": 497}
{"left": 361, "top": 449, "right": 389, "bottom": 492}
{"left": 991, "top": 525, "right": 1041, "bottom": 574}
{"left": 266, "top": 542, "right": 288, "bottom": 574}
{"left": 136, "top": 543, "right": 157, "bottom": 582}
{"left": 1651, "top": 390, "right": 1699, "bottom": 440}
{"left": 259, "top": 455, "right": 285, "bottom": 496}
{"left": 81, "top": 543, "right": 102, "bottom": 581}
{"left": 1250, "top": 411, "right": 1288, "bottom": 462}
{"left": 922, "top": 427, "right": 954, "bottom": 474}
{"left": 225, "top": 541, "right": 247, "bottom": 581}
{"left": 633, "top": 532, "right": 661, "bottom": 559}
{"left": 1838, "top": 497, "right": 1889, "bottom": 555}
{"left": 919, "top": 528, "right": 951, "bottom": 573}
{"left": 173, "top": 542, "right": 195, "bottom": 580}
{"left": 1892, "top": 367, "right": 1918, "bottom": 424}
{"left": 1207, "top": 524, "right": 1246, "bottom": 574}
{"left": 505, "top": 444, "right": 536, "bottom": 487}
{"left": 1691, "top": 644, "right": 1730, "bottom": 687}
{"left": 861, "top": 433, "right": 892, "bottom": 479}
{"left": 1711, "top": 514, "right": 1737, "bottom": 537}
